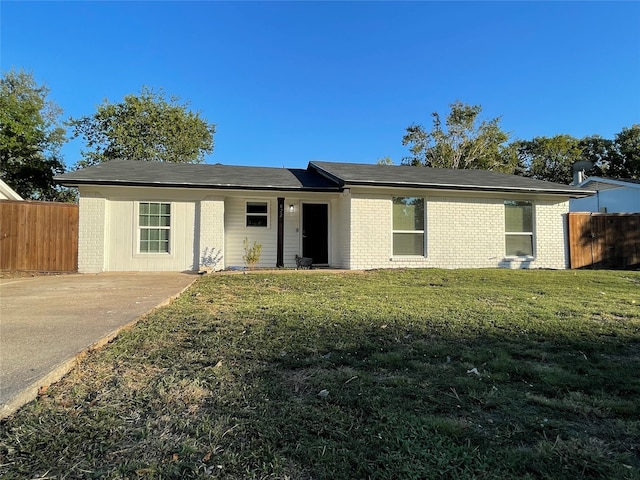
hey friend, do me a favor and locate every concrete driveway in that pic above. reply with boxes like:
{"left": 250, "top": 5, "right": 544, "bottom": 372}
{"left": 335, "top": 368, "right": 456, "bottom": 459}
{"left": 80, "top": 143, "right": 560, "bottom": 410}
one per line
{"left": 0, "top": 272, "right": 196, "bottom": 419}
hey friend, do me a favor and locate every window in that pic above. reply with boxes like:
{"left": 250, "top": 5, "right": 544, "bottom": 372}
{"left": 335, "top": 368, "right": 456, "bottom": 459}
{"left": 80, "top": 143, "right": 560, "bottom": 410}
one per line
{"left": 246, "top": 201, "right": 269, "bottom": 227}
{"left": 505, "top": 200, "right": 533, "bottom": 256}
{"left": 139, "top": 202, "right": 170, "bottom": 253}
{"left": 392, "top": 197, "right": 425, "bottom": 256}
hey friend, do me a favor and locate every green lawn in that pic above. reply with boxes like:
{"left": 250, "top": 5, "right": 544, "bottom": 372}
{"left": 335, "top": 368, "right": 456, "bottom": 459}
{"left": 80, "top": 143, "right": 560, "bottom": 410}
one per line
{"left": 1, "top": 269, "right": 639, "bottom": 479}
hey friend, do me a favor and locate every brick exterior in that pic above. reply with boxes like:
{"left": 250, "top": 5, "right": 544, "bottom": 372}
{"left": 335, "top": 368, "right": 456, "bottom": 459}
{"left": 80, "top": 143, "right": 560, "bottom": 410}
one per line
{"left": 347, "top": 192, "right": 569, "bottom": 270}
{"left": 75, "top": 187, "right": 570, "bottom": 273}
{"left": 198, "top": 196, "right": 225, "bottom": 271}
{"left": 78, "top": 194, "right": 107, "bottom": 273}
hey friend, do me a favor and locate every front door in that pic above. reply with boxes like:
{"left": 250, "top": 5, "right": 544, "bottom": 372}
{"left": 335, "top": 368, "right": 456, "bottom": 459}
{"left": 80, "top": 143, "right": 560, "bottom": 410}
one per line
{"left": 302, "top": 203, "right": 328, "bottom": 265}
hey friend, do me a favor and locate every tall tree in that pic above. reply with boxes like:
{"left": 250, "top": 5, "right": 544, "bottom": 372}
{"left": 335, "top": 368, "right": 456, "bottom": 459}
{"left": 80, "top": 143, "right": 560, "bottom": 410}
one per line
{"left": 516, "top": 135, "right": 584, "bottom": 185}
{"left": 576, "top": 134, "right": 612, "bottom": 177}
{"left": 401, "top": 101, "right": 515, "bottom": 172}
{"left": 514, "top": 126, "right": 640, "bottom": 184}
{"left": 0, "top": 69, "right": 70, "bottom": 200}
{"left": 607, "top": 124, "right": 640, "bottom": 179}
{"left": 69, "top": 87, "right": 216, "bottom": 168}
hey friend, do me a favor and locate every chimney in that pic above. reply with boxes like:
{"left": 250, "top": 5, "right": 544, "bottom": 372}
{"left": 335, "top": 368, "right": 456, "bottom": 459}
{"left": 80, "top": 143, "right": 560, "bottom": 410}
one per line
{"left": 571, "top": 161, "right": 593, "bottom": 186}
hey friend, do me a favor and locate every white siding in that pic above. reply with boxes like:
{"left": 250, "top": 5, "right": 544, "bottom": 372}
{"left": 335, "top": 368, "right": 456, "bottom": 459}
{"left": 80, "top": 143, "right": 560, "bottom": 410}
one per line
{"left": 331, "top": 193, "right": 351, "bottom": 268}
{"left": 570, "top": 188, "right": 640, "bottom": 213}
{"left": 77, "top": 186, "right": 225, "bottom": 273}
{"left": 224, "top": 196, "right": 278, "bottom": 268}
{"left": 224, "top": 196, "right": 316, "bottom": 268}
{"left": 284, "top": 201, "right": 301, "bottom": 267}
{"left": 105, "top": 199, "right": 196, "bottom": 272}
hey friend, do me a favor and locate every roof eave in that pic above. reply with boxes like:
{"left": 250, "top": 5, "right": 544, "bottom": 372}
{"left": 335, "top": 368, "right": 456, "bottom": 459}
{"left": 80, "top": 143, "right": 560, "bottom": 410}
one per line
{"left": 579, "top": 177, "right": 640, "bottom": 189}
{"left": 341, "top": 180, "right": 595, "bottom": 197}
{"left": 54, "top": 179, "right": 343, "bottom": 193}
{"left": 307, "top": 162, "right": 346, "bottom": 187}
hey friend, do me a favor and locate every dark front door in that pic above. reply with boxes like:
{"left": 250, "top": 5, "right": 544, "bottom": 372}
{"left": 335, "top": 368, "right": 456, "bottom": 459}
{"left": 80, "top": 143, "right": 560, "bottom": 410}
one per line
{"left": 302, "top": 203, "right": 328, "bottom": 265}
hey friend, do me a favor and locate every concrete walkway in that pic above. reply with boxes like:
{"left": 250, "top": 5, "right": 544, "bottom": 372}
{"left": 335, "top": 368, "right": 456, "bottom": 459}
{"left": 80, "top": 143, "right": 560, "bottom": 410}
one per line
{"left": 0, "top": 272, "right": 196, "bottom": 419}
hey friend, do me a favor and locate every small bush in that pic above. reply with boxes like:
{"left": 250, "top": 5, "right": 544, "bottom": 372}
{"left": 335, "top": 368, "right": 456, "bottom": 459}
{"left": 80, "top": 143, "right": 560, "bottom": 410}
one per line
{"left": 242, "top": 237, "right": 262, "bottom": 268}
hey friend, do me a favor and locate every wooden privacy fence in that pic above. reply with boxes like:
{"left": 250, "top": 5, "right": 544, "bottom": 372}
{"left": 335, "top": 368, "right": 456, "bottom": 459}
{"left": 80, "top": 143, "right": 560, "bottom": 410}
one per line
{"left": 0, "top": 200, "right": 79, "bottom": 272}
{"left": 569, "top": 212, "right": 640, "bottom": 269}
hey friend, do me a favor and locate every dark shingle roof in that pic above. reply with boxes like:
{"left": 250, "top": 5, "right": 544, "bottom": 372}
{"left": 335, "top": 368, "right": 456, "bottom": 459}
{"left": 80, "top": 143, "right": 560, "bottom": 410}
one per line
{"left": 310, "top": 161, "right": 593, "bottom": 196}
{"left": 55, "top": 160, "right": 341, "bottom": 191}
{"left": 55, "top": 159, "right": 594, "bottom": 197}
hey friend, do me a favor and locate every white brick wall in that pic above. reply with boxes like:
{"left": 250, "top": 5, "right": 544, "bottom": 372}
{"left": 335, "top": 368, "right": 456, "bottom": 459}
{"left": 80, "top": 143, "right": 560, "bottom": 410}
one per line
{"left": 349, "top": 194, "right": 393, "bottom": 269}
{"left": 198, "top": 196, "right": 225, "bottom": 271}
{"left": 78, "top": 193, "right": 106, "bottom": 273}
{"left": 346, "top": 192, "right": 570, "bottom": 270}
{"left": 76, "top": 185, "right": 569, "bottom": 273}
{"left": 522, "top": 199, "right": 569, "bottom": 269}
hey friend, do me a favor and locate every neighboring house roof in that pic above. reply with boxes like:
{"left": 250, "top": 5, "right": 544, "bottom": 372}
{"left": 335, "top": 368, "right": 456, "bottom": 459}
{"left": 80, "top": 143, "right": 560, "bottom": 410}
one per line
{"left": 0, "top": 179, "right": 23, "bottom": 200}
{"left": 577, "top": 176, "right": 640, "bottom": 191}
{"left": 55, "top": 159, "right": 593, "bottom": 197}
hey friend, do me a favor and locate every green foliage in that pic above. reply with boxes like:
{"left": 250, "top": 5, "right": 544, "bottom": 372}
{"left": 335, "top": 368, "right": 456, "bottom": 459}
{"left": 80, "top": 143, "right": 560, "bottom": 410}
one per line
{"left": 242, "top": 237, "right": 262, "bottom": 268}
{"left": 401, "top": 102, "right": 639, "bottom": 184}
{"left": 607, "top": 124, "right": 640, "bottom": 179}
{"left": 516, "top": 134, "right": 585, "bottom": 184}
{"left": 0, "top": 69, "right": 73, "bottom": 201}
{"left": 69, "top": 86, "right": 215, "bottom": 168}
{"left": 402, "top": 101, "right": 516, "bottom": 173}
{"left": 514, "top": 126, "right": 640, "bottom": 184}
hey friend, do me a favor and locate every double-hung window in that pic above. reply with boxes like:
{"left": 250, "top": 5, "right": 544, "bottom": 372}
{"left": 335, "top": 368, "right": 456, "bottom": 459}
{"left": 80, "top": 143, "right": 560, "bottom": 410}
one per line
{"left": 504, "top": 200, "right": 533, "bottom": 257}
{"left": 392, "top": 197, "right": 425, "bottom": 256}
{"left": 139, "top": 202, "right": 171, "bottom": 253}
{"left": 246, "top": 201, "right": 269, "bottom": 227}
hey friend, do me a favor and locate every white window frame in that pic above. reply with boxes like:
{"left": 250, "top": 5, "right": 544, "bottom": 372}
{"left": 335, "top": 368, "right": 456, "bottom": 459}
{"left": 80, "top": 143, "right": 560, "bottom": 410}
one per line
{"left": 246, "top": 200, "right": 270, "bottom": 228}
{"left": 392, "top": 196, "right": 426, "bottom": 257}
{"left": 137, "top": 201, "right": 172, "bottom": 254}
{"left": 504, "top": 200, "right": 534, "bottom": 258}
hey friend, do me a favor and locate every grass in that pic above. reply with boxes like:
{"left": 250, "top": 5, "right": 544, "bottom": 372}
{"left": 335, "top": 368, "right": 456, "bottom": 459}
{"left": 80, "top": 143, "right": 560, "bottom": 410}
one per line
{"left": 1, "top": 268, "right": 639, "bottom": 479}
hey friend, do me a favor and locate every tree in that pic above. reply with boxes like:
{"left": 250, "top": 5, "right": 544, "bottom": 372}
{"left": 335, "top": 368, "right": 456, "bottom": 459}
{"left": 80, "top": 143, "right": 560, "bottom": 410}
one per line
{"left": 515, "top": 135, "right": 584, "bottom": 184}
{"left": 576, "top": 134, "right": 612, "bottom": 177}
{"left": 401, "top": 101, "right": 515, "bottom": 172}
{"left": 0, "top": 69, "right": 70, "bottom": 200}
{"left": 376, "top": 156, "right": 394, "bottom": 165}
{"left": 514, "top": 126, "right": 640, "bottom": 184}
{"left": 69, "top": 87, "right": 216, "bottom": 168}
{"left": 606, "top": 124, "right": 640, "bottom": 179}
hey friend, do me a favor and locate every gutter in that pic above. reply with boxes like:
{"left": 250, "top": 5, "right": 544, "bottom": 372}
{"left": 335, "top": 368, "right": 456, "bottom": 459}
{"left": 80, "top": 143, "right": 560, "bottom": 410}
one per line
{"left": 54, "top": 179, "right": 344, "bottom": 193}
{"left": 338, "top": 180, "right": 596, "bottom": 197}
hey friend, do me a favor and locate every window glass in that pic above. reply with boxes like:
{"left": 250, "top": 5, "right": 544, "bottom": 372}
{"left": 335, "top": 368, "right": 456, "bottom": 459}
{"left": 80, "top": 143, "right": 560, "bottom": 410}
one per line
{"left": 246, "top": 201, "right": 268, "bottom": 227}
{"left": 393, "top": 233, "right": 425, "bottom": 256}
{"left": 505, "top": 201, "right": 533, "bottom": 232}
{"left": 506, "top": 235, "right": 533, "bottom": 257}
{"left": 504, "top": 201, "right": 533, "bottom": 256}
{"left": 392, "top": 197, "right": 425, "bottom": 256}
{"left": 139, "top": 202, "right": 170, "bottom": 253}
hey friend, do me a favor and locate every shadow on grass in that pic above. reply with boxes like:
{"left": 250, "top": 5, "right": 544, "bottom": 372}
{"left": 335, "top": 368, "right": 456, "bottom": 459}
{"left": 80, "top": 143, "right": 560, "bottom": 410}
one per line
{"left": 1, "top": 270, "right": 639, "bottom": 479}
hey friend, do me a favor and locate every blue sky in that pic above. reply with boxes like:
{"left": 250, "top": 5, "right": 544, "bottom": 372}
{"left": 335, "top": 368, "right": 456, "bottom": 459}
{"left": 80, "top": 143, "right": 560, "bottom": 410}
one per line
{"left": 2, "top": 1, "right": 639, "bottom": 170}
